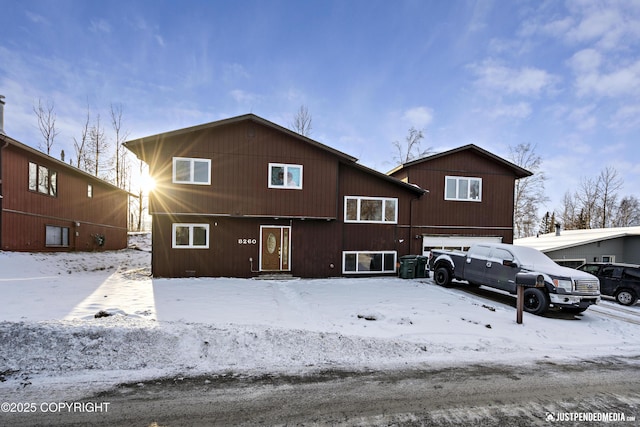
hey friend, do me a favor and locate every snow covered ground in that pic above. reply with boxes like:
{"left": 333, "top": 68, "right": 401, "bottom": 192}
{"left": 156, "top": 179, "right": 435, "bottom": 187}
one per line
{"left": 1, "top": 233, "right": 640, "bottom": 401}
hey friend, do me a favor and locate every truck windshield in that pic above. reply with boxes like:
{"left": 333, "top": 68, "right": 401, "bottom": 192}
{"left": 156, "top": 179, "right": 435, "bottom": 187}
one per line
{"left": 512, "top": 246, "right": 557, "bottom": 267}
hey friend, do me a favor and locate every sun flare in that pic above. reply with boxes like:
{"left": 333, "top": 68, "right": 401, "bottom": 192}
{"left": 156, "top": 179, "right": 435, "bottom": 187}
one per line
{"left": 140, "top": 172, "right": 156, "bottom": 193}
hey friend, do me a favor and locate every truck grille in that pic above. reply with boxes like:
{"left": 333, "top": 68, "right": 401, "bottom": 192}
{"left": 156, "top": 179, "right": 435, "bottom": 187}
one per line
{"left": 575, "top": 278, "right": 600, "bottom": 294}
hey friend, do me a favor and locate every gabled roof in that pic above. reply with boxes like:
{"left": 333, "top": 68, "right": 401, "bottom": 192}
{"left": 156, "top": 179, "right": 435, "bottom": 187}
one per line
{"left": 0, "top": 133, "right": 133, "bottom": 196}
{"left": 388, "top": 144, "right": 532, "bottom": 179}
{"left": 125, "top": 113, "right": 426, "bottom": 196}
{"left": 514, "top": 226, "right": 640, "bottom": 252}
{"left": 125, "top": 113, "right": 357, "bottom": 162}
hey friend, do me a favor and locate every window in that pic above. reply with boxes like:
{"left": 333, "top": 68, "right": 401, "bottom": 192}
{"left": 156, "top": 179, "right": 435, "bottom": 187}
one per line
{"left": 172, "top": 157, "right": 211, "bottom": 185}
{"left": 600, "top": 267, "right": 616, "bottom": 278}
{"left": 343, "top": 251, "right": 397, "bottom": 274}
{"left": 445, "top": 176, "right": 481, "bottom": 201}
{"left": 623, "top": 268, "right": 640, "bottom": 281}
{"left": 172, "top": 223, "right": 210, "bottom": 248}
{"left": 579, "top": 264, "right": 601, "bottom": 275}
{"left": 492, "top": 248, "right": 514, "bottom": 262}
{"left": 87, "top": 184, "right": 93, "bottom": 198}
{"left": 28, "top": 161, "right": 57, "bottom": 196}
{"left": 344, "top": 196, "right": 397, "bottom": 223}
{"left": 45, "top": 225, "right": 69, "bottom": 247}
{"left": 468, "top": 245, "right": 492, "bottom": 259}
{"left": 269, "top": 163, "right": 302, "bottom": 189}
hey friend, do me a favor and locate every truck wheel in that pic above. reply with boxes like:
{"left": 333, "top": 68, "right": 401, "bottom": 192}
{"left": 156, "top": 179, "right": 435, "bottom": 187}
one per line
{"left": 615, "top": 289, "right": 638, "bottom": 306}
{"left": 434, "top": 266, "right": 452, "bottom": 287}
{"left": 523, "top": 288, "right": 549, "bottom": 315}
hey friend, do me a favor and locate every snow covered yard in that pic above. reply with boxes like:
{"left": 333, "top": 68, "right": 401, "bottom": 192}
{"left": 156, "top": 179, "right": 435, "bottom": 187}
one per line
{"left": 1, "top": 236, "right": 640, "bottom": 401}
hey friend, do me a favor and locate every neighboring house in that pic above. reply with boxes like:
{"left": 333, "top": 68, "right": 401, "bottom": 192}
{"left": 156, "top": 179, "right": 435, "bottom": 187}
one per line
{"left": 0, "top": 98, "right": 130, "bottom": 252}
{"left": 124, "top": 114, "right": 426, "bottom": 278}
{"left": 388, "top": 144, "right": 532, "bottom": 256}
{"left": 514, "top": 226, "right": 640, "bottom": 268}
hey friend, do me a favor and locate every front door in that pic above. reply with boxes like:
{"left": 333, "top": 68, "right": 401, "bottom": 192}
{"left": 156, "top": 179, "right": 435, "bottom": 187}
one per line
{"left": 260, "top": 226, "right": 291, "bottom": 271}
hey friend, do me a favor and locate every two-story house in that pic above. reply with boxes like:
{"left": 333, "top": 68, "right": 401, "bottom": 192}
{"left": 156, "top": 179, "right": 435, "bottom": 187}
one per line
{"left": 0, "top": 97, "right": 130, "bottom": 252}
{"left": 388, "top": 144, "right": 532, "bottom": 256}
{"left": 124, "top": 114, "right": 426, "bottom": 278}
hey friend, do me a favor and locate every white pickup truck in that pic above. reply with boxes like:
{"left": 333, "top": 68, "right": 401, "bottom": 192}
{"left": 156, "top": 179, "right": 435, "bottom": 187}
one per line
{"left": 429, "top": 243, "right": 600, "bottom": 315}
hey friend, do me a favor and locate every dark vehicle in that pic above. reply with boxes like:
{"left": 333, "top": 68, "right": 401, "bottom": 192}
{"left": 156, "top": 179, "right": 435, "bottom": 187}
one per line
{"left": 429, "top": 243, "right": 600, "bottom": 315}
{"left": 576, "top": 263, "right": 640, "bottom": 306}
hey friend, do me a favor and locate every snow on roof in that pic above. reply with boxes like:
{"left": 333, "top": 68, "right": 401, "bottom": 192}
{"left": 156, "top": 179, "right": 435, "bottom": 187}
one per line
{"left": 514, "top": 226, "right": 640, "bottom": 252}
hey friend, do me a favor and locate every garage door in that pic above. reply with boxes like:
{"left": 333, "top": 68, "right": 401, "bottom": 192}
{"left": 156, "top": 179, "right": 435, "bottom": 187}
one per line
{"left": 422, "top": 235, "right": 503, "bottom": 257}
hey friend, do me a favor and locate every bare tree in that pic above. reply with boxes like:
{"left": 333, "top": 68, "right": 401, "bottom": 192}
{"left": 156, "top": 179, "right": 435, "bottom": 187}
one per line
{"left": 393, "top": 127, "right": 432, "bottom": 165}
{"left": 574, "top": 176, "right": 599, "bottom": 228}
{"left": 613, "top": 196, "right": 640, "bottom": 227}
{"left": 73, "top": 102, "right": 91, "bottom": 170}
{"left": 126, "top": 158, "right": 149, "bottom": 232}
{"left": 559, "top": 166, "right": 624, "bottom": 230}
{"left": 110, "top": 103, "right": 130, "bottom": 189}
{"left": 559, "top": 190, "right": 579, "bottom": 230}
{"left": 595, "top": 166, "right": 623, "bottom": 228}
{"left": 290, "top": 105, "right": 313, "bottom": 137}
{"left": 539, "top": 211, "right": 556, "bottom": 235}
{"left": 33, "top": 98, "right": 59, "bottom": 155}
{"left": 137, "top": 160, "right": 146, "bottom": 231}
{"left": 88, "top": 114, "right": 108, "bottom": 178}
{"left": 507, "top": 143, "right": 549, "bottom": 238}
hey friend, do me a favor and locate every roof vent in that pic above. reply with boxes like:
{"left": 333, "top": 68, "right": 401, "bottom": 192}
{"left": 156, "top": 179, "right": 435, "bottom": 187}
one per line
{"left": 0, "top": 95, "right": 5, "bottom": 136}
{"left": 555, "top": 223, "right": 561, "bottom": 236}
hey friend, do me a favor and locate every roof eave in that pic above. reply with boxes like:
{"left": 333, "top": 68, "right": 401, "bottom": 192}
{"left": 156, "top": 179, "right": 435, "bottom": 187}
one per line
{"left": 1, "top": 133, "right": 135, "bottom": 196}
{"left": 124, "top": 113, "right": 359, "bottom": 164}
{"left": 390, "top": 144, "right": 533, "bottom": 179}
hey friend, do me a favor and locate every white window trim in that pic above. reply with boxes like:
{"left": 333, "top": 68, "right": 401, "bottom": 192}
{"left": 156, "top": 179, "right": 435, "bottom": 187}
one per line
{"left": 444, "top": 176, "right": 482, "bottom": 202}
{"left": 172, "top": 223, "right": 210, "bottom": 249}
{"left": 28, "top": 161, "right": 57, "bottom": 196}
{"left": 172, "top": 157, "right": 211, "bottom": 185}
{"left": 342, "top": 251, "right": 397, "bottom": 274}
{"left": 344, "top": 196, "right": 398, "bottom": 224}
{"left": 45, "top": 225, "right": 70, "bottom": 247}
{"left": 268, "top": 163, "right": 303, "bottom": 189}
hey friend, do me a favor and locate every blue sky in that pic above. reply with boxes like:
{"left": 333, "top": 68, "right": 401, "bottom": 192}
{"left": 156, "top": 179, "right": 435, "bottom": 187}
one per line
{"left": 2, "top": 0, "right": 640, "bottom": 216}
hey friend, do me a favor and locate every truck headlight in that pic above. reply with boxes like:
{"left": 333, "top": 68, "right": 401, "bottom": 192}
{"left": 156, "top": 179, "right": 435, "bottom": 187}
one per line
{"left": 553, "top": 279, "right": 573, "bottom": 292}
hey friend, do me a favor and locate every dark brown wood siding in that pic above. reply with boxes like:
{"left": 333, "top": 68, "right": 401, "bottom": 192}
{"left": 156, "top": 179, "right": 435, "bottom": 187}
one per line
{"left": 148, "top": 120, "right": 340, "bottom": 219}
{"left": 1, "top": 144, "right": 128, "bottom": 251}
{"left": 391, "top": 150, "right": 516, "bottom": 243}
{"left": 151, "top": 215, "right": 345, "bottom": 278}
{"left": 339, "top": 163, "right": 423, "bottom": 256}
{"left": 148, "top": 159, "right": 423, "bottom": 278}
{"left": 132, "top": 116, "right": 425, "bottom": 278}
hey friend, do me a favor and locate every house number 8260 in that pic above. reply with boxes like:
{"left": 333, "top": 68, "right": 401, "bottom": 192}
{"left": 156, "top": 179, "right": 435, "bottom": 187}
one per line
{"left": 238, "top": 238, "right": 257, "bottom": 245}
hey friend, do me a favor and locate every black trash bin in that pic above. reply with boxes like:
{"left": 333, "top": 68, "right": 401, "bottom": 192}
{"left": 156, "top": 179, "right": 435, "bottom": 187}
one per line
{"left": 399, "top": 255, "right": 417, "bottom": 279}
{"left": 415, "top": 255, "right": 428, "bottom": 278}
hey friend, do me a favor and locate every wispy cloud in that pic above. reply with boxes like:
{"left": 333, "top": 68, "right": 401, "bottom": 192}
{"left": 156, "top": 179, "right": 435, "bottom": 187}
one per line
{"left": 223, "top": 63, "right": 250, "bottom": 83}
{"left": 484, "top": 102, "right": 532, "bottom": 120}
{"left": 25, "top": 11, "right": 48, "bottom": 25}
{"left": 89, "top": 19, "right": 111, "bottom": 34}
{"left": 131, "top": 17, "right": 164, "bottom": 47}
{"left": 523, "top": 1, "right": 640, "bottom": 51}
{"left": 230, "top": 89, "right": 260, "bottom": 105}
{"left": 402, "top": 106, "right": 433, "bottom": 129}
{"left": 571, "top": 57, "right": 640, "bottom": 98}
{"left": 471, "top": 60, "right": 558, "bottom": 97}
{"left": 566, "top": 103, "right": 598, "bottom": 131}
{"left": 609, "top": 104, "right": 640, "bottom": 131}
